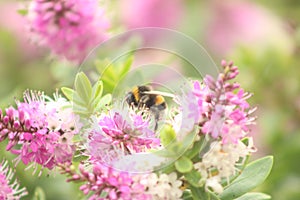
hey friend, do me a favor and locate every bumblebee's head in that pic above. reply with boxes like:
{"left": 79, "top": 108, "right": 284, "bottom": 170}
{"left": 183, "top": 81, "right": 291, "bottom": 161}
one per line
{"left": 132, "top": 85, "right": 151, "bottom": 101}
{"left": 126, "top": 85, "right": 152, "bottom": 106}
{"left": 136, "top": 85, "right": 152, "bottom": 93}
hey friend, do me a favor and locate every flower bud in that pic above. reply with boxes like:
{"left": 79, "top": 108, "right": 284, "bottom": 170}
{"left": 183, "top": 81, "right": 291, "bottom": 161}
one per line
{"left": 3, "top": 116, "right": 9, "bottom": 125}
{"left": 13, "top": 121, "right": 20, "bottom": 129}
{"left": 18, "top": 110, "right": 25, "bottom": 122}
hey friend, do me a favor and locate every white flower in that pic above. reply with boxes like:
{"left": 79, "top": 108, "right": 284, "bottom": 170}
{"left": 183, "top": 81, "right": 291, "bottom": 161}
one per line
{"left": 194, "top": 162, "right": 208, "bottom": 179}
{"left": 194, "top": 139, "right": 256, "bottom": 194}
{"left": 144, "top": 172, "right": 183, "bottom": 200}
{"left": 168, "top": 172, "right": 183, "bottom": 199}
{"left": 47, "top": 114, "right": 62, "bottom": 131}
{"left": 206, "top": 176, "right": 223, "bottom": 194}
{"left": 202, "top": 141, "right": 223, "bottom": 167}
{"left": 58, "top": 131, "right": 74, "bottom": 145}
{"left": 59, "top": 108, "right": 78, "bottom": 132}
{"left": 165, "top": 85, "right": 202, "bottom": 142}
{"left": 173, "top": 112, "right": 182, "bottom": 134}
{"left": 45, "top": 97, "right": 80, "bottom": 134}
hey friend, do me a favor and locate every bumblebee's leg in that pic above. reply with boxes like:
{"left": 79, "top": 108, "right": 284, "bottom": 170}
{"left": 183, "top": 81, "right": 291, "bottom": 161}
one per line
{"left": 150, "top": 106, "right": 162, "bottom": 132}
{"left": 154, "top": 113, "right": 159, "bottom": 132}
{"left": 138, "top": 95, "right": 150, "bottom": 109}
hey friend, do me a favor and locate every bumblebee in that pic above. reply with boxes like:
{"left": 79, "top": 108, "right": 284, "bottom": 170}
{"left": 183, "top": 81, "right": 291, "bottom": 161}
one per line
{"left": 126, "top": 85, "right": 172, "bottom": 131}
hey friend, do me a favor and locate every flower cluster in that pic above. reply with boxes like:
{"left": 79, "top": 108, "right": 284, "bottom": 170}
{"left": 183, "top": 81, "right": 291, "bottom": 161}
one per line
{"left": 0, "top": 60, "right": 268, "bottom": 199}
{"left": 193, "top": 60, "right": 256, "bottom": 144}
{"left": 75, "top": 61, "right": 258, "bottom": 198}
{"left": 141, "top": 172, "right": 183, "bottom": 199}
{"left": 61, "top": 162, "right": 151, "bottom": 200}
{"left": 184, "top": 60, "right": 258, "bottom": 193}
{"left": 61, "top": 162, "right": 183, "bottom": 200}
{"left": 27, "top": 0, "right": 110, "bottom": 63}
{"left": 195, "top": 139, "right": 256, "bottom": 194}
{"left": 88, "top": 110, "right": 160, "bottom": 164}
{"left": 0, "top": 91, "right": 79, "bottom": 170}
{"left": 0, "top": 160, "right": 27, "bottom": 200}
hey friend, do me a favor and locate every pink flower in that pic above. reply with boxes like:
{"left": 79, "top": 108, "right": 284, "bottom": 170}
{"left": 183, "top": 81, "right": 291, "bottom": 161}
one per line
{"left": 192, "top": 80, "right": 210, "bottom": 120}
{"left": 0, "top": 160, "right": 27, "bottom": 199}
{"left": 28, "top": 0, "right": 110, "bottom": 63}
{"left": 194, "top": 61, "right": 256, "bottom": 144}
{"left": 0, "top": 91, "right": 79, "bottom": 170}
{"left": 202, "top": 104, "right": 225, "bottom": 138}
{"left": 119, "top": 0, "right": 183, "bottom": 29}
{"left": 172, "top": 85, "right": 205, "bottom": 140}
{"left": 66, "top": 163, "right": 151, "bottom": 200}
{"left": 88, "top": 111, "right": 160, "bottom": 163}
{"left": 226, "top": 89, "right": 250, "bottom": 109}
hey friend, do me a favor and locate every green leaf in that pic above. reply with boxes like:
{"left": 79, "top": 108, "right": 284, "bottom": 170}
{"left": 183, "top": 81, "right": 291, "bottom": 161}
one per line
{"left": 181, "top": 129, "right": 197, "bottom": 149}
{"left": 73, "top": 93, "right": 87, "bottom": 107}
{"left": 219, "top": 156, "right": 273, "bottom": 200}
{"left": 182, "top": 191, "right": 193, "bottom": 200}
{"left": 190, "top": 186, "right": 221, "bottom": 200}
{"left": 72, "top": 134, "right": 83, "bottom": 143}
{"left": 175, "top": 156, "right": 193, "bottom": 173}
{"left": 95, "top": 58, "right": 111, "bottom": 73}
{"left": 91, "top": 80, "right": 109, "bottom": 110}
{"left": 73, "top": 108, "right": 90, "bottom": 117}
{"left": 119, "top": 55, "right": 133, "bottom": 76}
{"left": 184, "top": 138, "right": 204, "bottom": 160}
{"left": 95, "top": 56, "right": 133, "bottom": 94}
{"left": 32, "top": 187, "right": 46, "bottom": 200}
{"left": 159, "top": 124, "right": 176, "bottom": 147}
{"left": 159, "top": 162, "right": 176, "bottom": 174}
{"left": 184, "top": 169, "right": 202, "bottom": 187}
{"left": 209, "top": 191, "right": 221, "bottom": 200}
{"left": 73, "top": 154, "right": 89, "bottom": 163}
{"left": 95, "top": 94, "right": 112, "bottom": 111}
{"left": 91, "top": 80, "right": 103, "bottom": 101}
{"left": 235, "top": 192, "right": 271, "bottom": 200}
{"left": 64, "top": 71, "right": 114, "bottom": 118}
{"left": 154, "top": 148, "right": 179, "bottom": 158}
{"left": 61, "top": 87, "right": 74, "bottom": 101}
{"left": 190, "top": 186, "right": 209, "bottom": 200}
{"left": 74, "top": 72, "right": 92, "bottom": 103}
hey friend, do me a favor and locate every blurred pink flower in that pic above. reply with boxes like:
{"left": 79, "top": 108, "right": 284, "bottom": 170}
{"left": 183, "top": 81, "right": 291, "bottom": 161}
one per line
{"left": 119, "top": 0, "right": 183, "bottom": 29}
{"left": 205, "top": 0, "right": 292, "bottom": 56}
{"left": 0, "top": 161, "right": 27, "bottom": 199}
{"left": 28, "top": 0, "right": 110, "bottom": 63}
{"left": 0, "top": 2, "right": 43, "bottom": 61}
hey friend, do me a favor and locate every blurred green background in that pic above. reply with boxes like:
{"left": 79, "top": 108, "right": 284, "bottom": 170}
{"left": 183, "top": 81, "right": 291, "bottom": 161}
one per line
{"left": 0, "top": 0, "right": 300, "bottom": 199}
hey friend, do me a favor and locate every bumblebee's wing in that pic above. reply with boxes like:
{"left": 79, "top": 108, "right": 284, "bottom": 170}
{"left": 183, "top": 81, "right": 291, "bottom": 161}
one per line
{"left": 142, "top": 91, "right": 175, "bottom": 98}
